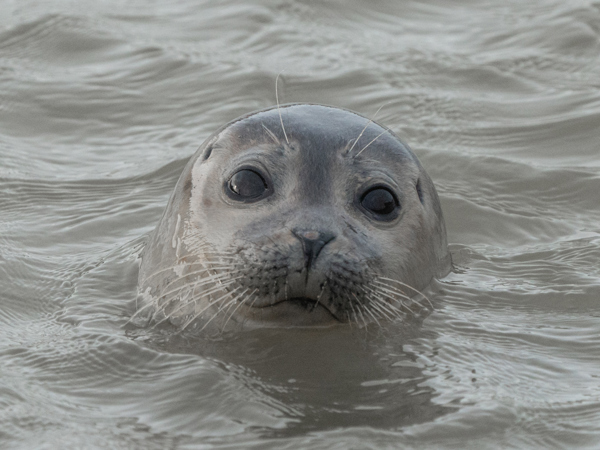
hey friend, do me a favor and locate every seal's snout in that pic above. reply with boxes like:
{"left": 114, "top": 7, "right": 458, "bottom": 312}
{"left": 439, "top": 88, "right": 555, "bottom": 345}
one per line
{"left": 292, "top": 229, "right": 336, "bottom": 269}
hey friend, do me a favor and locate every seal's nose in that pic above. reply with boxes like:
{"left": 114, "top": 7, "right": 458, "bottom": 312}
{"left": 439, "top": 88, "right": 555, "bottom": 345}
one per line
{"left": 292, "top": 229, "right": 336, "bottom": 269}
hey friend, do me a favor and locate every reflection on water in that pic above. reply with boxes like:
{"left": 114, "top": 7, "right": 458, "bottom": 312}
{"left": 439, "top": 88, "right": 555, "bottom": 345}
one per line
{"left": 1, "top": 0, "right": 600, "bottom": 448}
{"left": 133, "top": 323, "right": 454, "bottom": 437}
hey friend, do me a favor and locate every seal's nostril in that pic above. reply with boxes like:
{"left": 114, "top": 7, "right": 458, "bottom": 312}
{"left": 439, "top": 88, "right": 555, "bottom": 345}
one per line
{"left": 292, "top": 229, "right": 336, "bottom": 268}
{"left": 300, "top": 230, "right": 320, "bottom": 241}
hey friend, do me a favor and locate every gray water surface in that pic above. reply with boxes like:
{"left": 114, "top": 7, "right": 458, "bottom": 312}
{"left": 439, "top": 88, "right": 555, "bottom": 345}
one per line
{"left": 2, "top": 0, "right": 600, "bottom": 448}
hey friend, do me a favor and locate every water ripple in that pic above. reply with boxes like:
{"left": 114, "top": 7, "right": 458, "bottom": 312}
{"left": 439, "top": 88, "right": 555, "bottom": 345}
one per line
{"left": 1, "top": 0, "right": 600, "bottom": 448}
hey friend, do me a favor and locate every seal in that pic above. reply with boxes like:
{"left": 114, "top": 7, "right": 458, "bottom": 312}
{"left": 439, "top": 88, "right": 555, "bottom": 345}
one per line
{"left": 136, "top": 104, "right": 451, "bottom": 330}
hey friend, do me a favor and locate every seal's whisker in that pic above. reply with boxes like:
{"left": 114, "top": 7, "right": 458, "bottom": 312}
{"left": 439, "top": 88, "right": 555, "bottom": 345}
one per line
{"left": 246, "top": 290, "right": 260, "bottom": 309}
{"left": 356, "top": 302, "right": 369, "bottom": 328}
{"left": 158, "top": 265, "right": 234, "bottom": 291}
{"left": 367, "top": 296, "right": 397, "bottom": 321}
{"left": 180, "top": 286, "right": 244, "bottom": 331}
{"left": 141, "top": 261, "right": 209, "bottom": 283}
{"left": 155, "top": 278, "right": 225, "bottom": 312}
{"left": 361, "top": 300, "right": 382, "bottom": 327}
{"left": 362, "top": 285, "right": 414, "bottom": 315}
{"left": 125, "top": 301, "right": 156, "bottom": 327}
{"left": 311, "top": 281, "right": 328, "bottom": 312}
{"left": 354, "top": 129, "right": 389, "bottom": 159}
{"left": 369, "top": 281, "right": 412, "bottom": 303}
{"left": 150, "top": 287, "right": 195, "bottom": 329}
{"left": 242, "top": 289, "right": 263, "bottom": 328}
{"left": 152, "top": 288, "right": 197, "bottom": 324}
{"left": 141, "top": 255, "right": 235, "bottom": 284}
{"left": 217, "top": 299, "right": 242, "bottom": 332}
{"left": 155, "top": 277, "right": 234, "bottom": 310}
{"left": 365, "top": 283, "right": 411, "bottom": 306}
{"left": 372, "top": 294, "right": 407, "bottom": 319}
{"left": 348, "top": 300, "right": 359, "bottom": 327}
{"left": 275, "top": 72, "right": 289, "bottom": 145}
{"left": 367, "top": 285, "right": 415, "bottom": 311}
{"left": 366, "top": 287, "right": 419, "bottom": 318}
{"left": 238, "top": 290, "right": 260, "bottom": 330}
{"left": 154, "top": 278, "right": 241, "bottom": 323}
{"left": 157, "top": 276, "right": 240, "bottom": 314}
{"left": 199, "top": 248, "right": 238, "bottom": 257}
{"left": 196, "top": 287, "right": 250, "bottom": 333}
{"left": 261, "top": 123, "right": 281, "bottom": 146}
{"left": 347, "top": 103, "right": 387, "bottom": 157}
{"left": 371, "top": 280, "right": 416, "bottom": 302}
{"left": 192, "top": 286, "right": 243, "bottom": 324}
{"left": 272, "top": 279, "right": 278, "bottom": 306}
{"left": 157, "top": 270, "right": 236, "bottom": 298}
{"left": 201, "top": 255, "right": 238, "bottom": 263}
{"left": 376, "top": 277, "right": 433, "bottom": 309}
{"left": 222, "top": 288, "right": 258, "bottom": 331}
{"left": 351, "top": 291, "right": 382, "bottom": 322}
{"left": 214, "top": 297, "right": 239, "bottom": 330}
{"left": 377, "top": 277, "right": 429, "bottom": 301}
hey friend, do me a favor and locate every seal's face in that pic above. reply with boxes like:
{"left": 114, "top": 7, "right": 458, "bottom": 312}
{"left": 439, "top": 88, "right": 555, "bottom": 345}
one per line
{"left": 138, "top": 105, "right": 450, "bottom": 329}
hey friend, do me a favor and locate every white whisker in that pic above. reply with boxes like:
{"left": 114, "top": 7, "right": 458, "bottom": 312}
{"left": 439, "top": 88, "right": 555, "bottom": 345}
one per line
{"left": 347, "top": 103, "right": 388, "bottom": 157}
{"left": 370, "top": 281, "right": 412, "bottom": 302}
{"left": 354, "top": 129, "right": 389, "bottom": 158}
{"left": 275, "top": 72, "right": 289, "bottom": 145}
{"left": 360, "top": 299, "right": 382, "bottom": 327}
{"left": 154, "top": 278, "right": 241, "bottom": 324}
{"left": 363, "top": 285, "right": 414, "bottom": 315}
{"left": 373, "top": 278, "right": 433, "bottom": 309}
{"left": 180, "top": 286, "right": 243, "bottom": 331}
{"left": 356, "top": 302, "right": 369, "bottom": 328}
{"left": 367, "top": 297, "right": 397, "bottom": 321}
{"left": 311, "top": 281, "right": 328, "bottom": 312}
{"left": 222, "top": 288, "right": 258, "bottom": 331}
{"left": 197, "top": 288, "right": 249, "bottom": 333}
{"left": 158, "top": 270, "right": 237, "bottom": 299}
{"left": 262, "top": 123, "right": 281, "bottom": 146}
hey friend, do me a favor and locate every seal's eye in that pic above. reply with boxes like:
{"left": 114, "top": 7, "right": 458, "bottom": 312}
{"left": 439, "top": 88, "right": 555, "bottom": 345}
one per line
{"left": 361, "top": 187, "right": 399, "bottom": 219}
{"left": 228, "top": 169, "right": 268, "bottom": 200}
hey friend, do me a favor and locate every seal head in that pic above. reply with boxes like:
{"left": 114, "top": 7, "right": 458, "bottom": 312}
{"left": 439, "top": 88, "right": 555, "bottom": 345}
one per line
{"left": 137, "top": 104, "right": 451, "bottom": 329}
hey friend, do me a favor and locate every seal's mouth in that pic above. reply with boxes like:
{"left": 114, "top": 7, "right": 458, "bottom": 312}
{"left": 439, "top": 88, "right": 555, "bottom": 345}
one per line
{"left": 285, "top": 297, "right": 327, "bottom": 311}
{"left": 243, "top": 296, "right": 342, "bottom": 324}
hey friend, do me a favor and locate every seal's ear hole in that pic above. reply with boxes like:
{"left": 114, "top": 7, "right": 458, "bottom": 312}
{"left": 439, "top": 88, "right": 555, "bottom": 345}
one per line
{"left": 201, "top": 145, "right": 213, "bottom": 161}
{"left": 416, "top": 178, "right": 424, "bottom": 205}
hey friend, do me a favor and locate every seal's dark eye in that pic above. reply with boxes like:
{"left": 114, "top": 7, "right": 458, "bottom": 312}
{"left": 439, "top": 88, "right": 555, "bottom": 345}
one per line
{"left": 228, "top": 169, "right": 267, "bottom": 199}
{"left": 361, "top": 187, "right": 399, "bottom": 219}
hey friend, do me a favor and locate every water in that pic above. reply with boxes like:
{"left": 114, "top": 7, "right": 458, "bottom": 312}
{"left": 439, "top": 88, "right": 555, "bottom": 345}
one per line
{"left": 1, "top": 0, "right": 600, "bottom": 448}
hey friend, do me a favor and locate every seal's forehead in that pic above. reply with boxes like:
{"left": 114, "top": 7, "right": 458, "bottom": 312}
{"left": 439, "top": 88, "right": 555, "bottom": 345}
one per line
{"left": 219, "top": 104, "right": 415, "bottom": 163}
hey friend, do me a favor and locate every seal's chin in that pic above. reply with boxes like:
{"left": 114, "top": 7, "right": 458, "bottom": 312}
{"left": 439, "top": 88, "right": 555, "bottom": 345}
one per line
{"left": 240, "top": 297, "right": 342, "bottom": 327}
